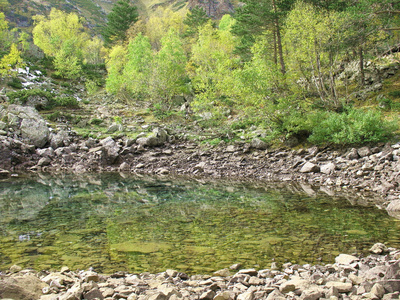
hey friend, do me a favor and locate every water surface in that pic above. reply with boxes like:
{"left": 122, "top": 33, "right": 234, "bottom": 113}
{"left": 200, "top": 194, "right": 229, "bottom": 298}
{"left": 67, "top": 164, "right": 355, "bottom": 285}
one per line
{"left": 0, "top": 173, "right": 399, "bottom": 274}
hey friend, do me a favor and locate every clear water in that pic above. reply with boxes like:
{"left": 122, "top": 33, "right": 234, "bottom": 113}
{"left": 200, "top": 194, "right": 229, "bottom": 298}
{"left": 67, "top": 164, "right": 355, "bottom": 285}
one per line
{"left": 0, "top": 173, "right": 399, "bottom": 274}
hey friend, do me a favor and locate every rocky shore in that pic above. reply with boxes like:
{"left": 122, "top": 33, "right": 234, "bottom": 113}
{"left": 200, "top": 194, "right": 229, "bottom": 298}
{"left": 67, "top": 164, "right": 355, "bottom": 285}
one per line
{"left": 1, "top": 104, "right": 400, "bottom": 214}
{"left": 1, "top": 243, "right": 399, "bottom": 300}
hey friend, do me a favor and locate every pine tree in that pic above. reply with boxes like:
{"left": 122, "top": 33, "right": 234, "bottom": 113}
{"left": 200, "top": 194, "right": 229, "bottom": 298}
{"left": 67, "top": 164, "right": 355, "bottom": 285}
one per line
{"left": 102, "top": 0, "right": 138, "bottom": 47}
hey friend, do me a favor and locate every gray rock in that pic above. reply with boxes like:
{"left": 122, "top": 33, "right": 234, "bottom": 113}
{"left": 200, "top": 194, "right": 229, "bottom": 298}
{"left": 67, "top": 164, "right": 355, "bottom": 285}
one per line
{"left": 300, "top": 291, "right": 324, "bottom": 300}
{"left": 346, "top": 148, "right": 359, "bottom": 160}
{"left": 358, "top": 147, "right": 372, "bottom": 157}
{"left": 0, "top": 274, "right": 48, "bottom": 300}
{"left": 7, "top": 105, "right": 50, "bottom": 148}
{"left": 370, "top": 243, "right": 389, "bottom": 255}
{"left": 250, "top": 138, "right": 268, "bottom": 150}
{"left": 107, "top": 123, "right": 123, "bottom": 133}
{"left": 50, "top": 130, "right": 71, "bottom": 149}
{"left": 266, "top": 290, "right": 286, "bottom": 300}
{"left": 300, "top": 162, "right": 320, "bottom": 173}
{"left": 335, "top": 254, "right": 359, "bottom": 265}
{"left": 325, "top": 281, "right": 353, "bottom": 293}
{"left": 37, "top": 157, "right": 51, "bottom": 167}
{"left": 236, "top": 291, "right": 253, "bottom": 300}
{"left": 370, "top": 283, "right": 385, "bottom": 299}
{"left": 320, "top": 162, "right": 335, "bottom": 175}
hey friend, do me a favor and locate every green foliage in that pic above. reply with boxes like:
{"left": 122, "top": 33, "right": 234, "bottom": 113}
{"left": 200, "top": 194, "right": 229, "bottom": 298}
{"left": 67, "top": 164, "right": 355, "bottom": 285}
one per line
{"left": 183, "top": 6, "right": 209, "bottom": 39}
{"left": 308, "top": 108, "right": 396, "bottom": 145}
{"left": 151, "top": 29, "right": 189, "bottom": 103}
{"left": 102, "top": 0, "right": 138, "bottom": 47}
{"left": 7, "top": 77, "right": 23, "bottom": 89}
{"left": 6, "top": 89, "right": 79, "bottom": 110}
{"left": 90, "top": 118, "right": 104, "bottom": 125}
{"left": 54, "top": 96, "right": 79, "bottom": 108}
{"left": 189, "top": 22, "right": 239, "bottom": 113}
{"left": 32, "top": 9, "right": 103, "bottom": 79}
{"left": 122, "top": 33, "right": 153, "bottom": 98}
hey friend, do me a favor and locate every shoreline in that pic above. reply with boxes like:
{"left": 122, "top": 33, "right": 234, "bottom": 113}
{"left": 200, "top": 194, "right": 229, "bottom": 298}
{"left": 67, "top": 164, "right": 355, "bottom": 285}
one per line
{"left": 1, "top": 244, "right": 400, "bottom": 300}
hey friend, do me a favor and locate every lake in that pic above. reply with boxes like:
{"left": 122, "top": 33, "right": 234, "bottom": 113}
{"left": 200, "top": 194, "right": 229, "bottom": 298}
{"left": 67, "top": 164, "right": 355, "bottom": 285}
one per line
{"left": 0, "top": 173, "right": 399, "bottom": 274}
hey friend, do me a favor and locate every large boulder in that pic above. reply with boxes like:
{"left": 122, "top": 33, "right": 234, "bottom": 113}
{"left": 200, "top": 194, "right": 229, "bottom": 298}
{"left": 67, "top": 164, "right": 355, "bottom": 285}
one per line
{"left": 0, "top": 274, "right": 48, "bottom": 300}
{"left": 136, "top": 128, "right": 168, "bottom": 147}
{"left": 6, "top": 105, "right": 49, "bottom": 148}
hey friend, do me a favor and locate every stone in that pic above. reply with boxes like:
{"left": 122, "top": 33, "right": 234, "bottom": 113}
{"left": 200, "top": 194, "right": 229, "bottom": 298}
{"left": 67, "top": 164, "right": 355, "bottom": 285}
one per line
{"left": 165, "top": 269, "right": 178, "bottom": 277}
{"left": 8, "top": 105, "right": 50, "bottom": 148}
{"left": 0, "top": 274, "right": 48, "bottom": 300}
{"left": 325, "top": 281, "right": 353, "bottom": 293}
{"left": 346, "top": 148, "right": 359, "bottom": 160}
{"left": 213, "top": 291, "right": 235, "bottom": 300}
{"left": 50, "top": 130, "right": 71, "bottom": 149}
{"left": 320, "top": 162, "right": 336, "bottom": 175}
{"left": 370, "top": 243, "right": 389, "bottom": 255}
{"left": 279, "top": 281, "right": 296, "bottom": 293}
{"left": 335, "top": 254, "right": 359, "bottom": 265}
{"left": 107, "top": 123, "right": 123, "bottom": 133}
{"left": 300, "top": 162, "right": 320, "bottom": 173}
{"left": 250, "top": 138, "right": 268, "bottom": 150}
{"left": 358, "top": 147, "right": 372, "bottom": 157}
{"left": 237, "top": 269, "right": 258, "bottom": 276}
{"left": 370, "top": 283, "right": 385, "bottom": 299}
{"left": 237, "top": 291, "right": 254, "bottom": 300}
{"left": 84, "top": 287, "right": 104, "bottom": 300}
{"left": 300, "top": 291, "right": 324, "bottom": 300}
{"left": 200, "top": 290, "right": 216, "bottom": 300}
{"left": 266, "top": 289, "right": 286, "bottom": 300}
{"left": 213, "top": 268, "right": 230, "bottom": 277}
{"left": 37, "top": 157, "right": 51, "bottom": 166}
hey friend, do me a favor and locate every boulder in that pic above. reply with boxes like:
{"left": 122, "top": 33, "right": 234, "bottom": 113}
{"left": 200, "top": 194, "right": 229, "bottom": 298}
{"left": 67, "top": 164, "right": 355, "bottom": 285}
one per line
{"left": 0, "top": 274, "right": 48, "bottom": 300}
{"left": 320, "top": 162, "right": 335, "bottom": 175}
{"left": 7, "top": 105, "right": 49, "bottom": 148}
{"left": 136, "top": 128, "right": 168, "bottom": 147}
{"left": 250, "top": 138, "right": 268, "bottom": 150}
{"left": 100, "top": 137, "right": 120, "bottom": 164}
{"left": 50, "top": 130, "right": 72, "bottom": 149}
{"left": 300, "top": 162, "right": 320, "bottom": 173}
{"left": 335, "top": 254, "right": 359, "bottom": 265}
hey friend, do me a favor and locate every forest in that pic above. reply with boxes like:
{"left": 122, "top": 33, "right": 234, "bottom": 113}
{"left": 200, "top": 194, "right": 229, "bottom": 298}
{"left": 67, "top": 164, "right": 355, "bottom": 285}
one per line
{"left": 1, "top": 0, "right": 400, "bottom": 146}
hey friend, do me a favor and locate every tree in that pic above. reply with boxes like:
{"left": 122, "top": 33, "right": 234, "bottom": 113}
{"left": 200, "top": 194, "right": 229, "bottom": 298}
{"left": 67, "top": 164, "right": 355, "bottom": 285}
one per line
{"left": 0, "top": 43, "right": 24, "bottom": 76}
{"left": 183, "top": 6, "right": 210, "bottom": 39}
{"left": 123, "top": 33, "right": 153, "bottom": 99}
{"left": 231, "top": 0, "right": 289, "bottom": 73}
{"left": 145, "top": 7, "right": 186, "bottom": 50}
{"left": 284, "top": 1, "right": 346, "bottom": 109}
{"left": 102, "top": 0, "right": 138, "bottom": 47}
{"left": 189, "top": 22, "right": 239, "bottom": 114}
{"left": 0, "top": 12, "right": 10, "bottom": 53}
{"left": 105, "top": 45, "right": 127, "bottom": 95}
{"left": 33, "top": 9, "right": 103, "bottom": 79}
{"left": 151, "top": 29, "right": 189, "bottom": 105}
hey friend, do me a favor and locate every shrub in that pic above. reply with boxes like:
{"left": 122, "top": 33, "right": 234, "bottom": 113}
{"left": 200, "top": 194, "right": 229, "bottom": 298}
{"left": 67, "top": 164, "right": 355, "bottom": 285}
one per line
{"left": 54, "top": 96, "right": 79, "bottom": 108}
{"left": 6, "top": 89, "right": 55, "bottom": 110}
{"left": 308, "top": 108, "right": 396, "bottom": 145}
{"left": 7, "top": 77, "right": 23, "bottom": 89}
{"left": 90, "top": 118, "right": 103, "bottom": 125}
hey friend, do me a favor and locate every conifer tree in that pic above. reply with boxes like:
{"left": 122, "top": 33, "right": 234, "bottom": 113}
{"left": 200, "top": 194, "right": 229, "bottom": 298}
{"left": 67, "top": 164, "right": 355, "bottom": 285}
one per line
{"left": 102, "top": 0, "right": 138, "bottom": 47}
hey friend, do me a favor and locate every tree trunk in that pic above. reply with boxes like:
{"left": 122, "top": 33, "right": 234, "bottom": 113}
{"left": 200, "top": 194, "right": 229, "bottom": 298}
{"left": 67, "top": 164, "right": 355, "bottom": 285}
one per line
{"left": 359, "top": 46, "right": 365, "bottom": 86}
{"left": 272, "top": 0, "right": 286, "bottom": 74}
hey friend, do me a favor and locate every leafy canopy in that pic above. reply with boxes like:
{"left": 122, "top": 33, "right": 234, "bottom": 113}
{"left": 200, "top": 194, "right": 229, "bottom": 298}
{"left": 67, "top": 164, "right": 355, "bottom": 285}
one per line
{"left": 102, "top": 0, "right": 138, "bottom": 47}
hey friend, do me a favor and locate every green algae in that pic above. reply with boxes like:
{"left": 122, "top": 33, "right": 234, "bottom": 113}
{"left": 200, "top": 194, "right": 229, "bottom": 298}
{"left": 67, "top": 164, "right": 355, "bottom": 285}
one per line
{"left": 0, "top": 173, "right": 399, "bottom": 274}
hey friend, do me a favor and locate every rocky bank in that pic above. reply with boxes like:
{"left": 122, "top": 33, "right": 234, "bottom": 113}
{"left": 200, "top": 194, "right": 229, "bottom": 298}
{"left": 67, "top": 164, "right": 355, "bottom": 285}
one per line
{"left": 1, "top": 243, "right": 400, "bottom": 300}
{"left": 1, "top": 104, "right": 400, "bottom": 215}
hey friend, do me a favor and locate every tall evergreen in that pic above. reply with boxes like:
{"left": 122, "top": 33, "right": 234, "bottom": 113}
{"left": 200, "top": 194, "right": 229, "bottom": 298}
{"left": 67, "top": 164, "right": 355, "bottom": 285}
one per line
{"left": 102, "top": 0, "right": 138, "bottom": 47}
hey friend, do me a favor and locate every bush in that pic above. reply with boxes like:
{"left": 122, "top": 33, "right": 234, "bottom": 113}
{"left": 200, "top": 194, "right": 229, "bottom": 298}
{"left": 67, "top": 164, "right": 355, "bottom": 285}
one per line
{"left": 7, "top": 89, "right": 54, "bottom": 110}
{"left": 54, "top": 96, "right": 79, "bottom": 108}
{"left": 308, "top": 108, "right": 396, "bottom": 145}
{"left": 7, "top": 77, "right": 23, "bottom": 89}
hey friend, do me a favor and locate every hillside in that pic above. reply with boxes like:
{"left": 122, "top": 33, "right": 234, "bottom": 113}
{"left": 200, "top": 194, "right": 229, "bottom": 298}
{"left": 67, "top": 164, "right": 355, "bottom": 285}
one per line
{"left": 3, "top": 0, "right": 235, "bottom": 31}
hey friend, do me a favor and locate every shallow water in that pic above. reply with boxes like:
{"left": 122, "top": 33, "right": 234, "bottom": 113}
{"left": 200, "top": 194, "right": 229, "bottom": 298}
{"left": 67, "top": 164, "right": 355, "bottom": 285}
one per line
{"left": 0, "top": 173, "right": 399, "bottom": 274}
